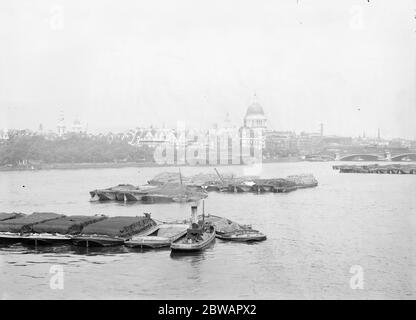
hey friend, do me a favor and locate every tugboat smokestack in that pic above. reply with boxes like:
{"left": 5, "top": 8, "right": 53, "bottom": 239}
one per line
{"left": 191, "top": 205, "right": 198, "bottom": 224}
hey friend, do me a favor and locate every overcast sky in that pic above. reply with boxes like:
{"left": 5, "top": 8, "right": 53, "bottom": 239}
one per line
{"left": 0, "top": 0, "right": 415, "bottom": 139}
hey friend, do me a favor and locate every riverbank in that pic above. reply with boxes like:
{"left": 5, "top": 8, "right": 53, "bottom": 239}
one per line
{"left": 0, "top": 158, "right": 305, "bottom": 172}
{"left": 0, "top": 162, "right": 158, "bottom": 171}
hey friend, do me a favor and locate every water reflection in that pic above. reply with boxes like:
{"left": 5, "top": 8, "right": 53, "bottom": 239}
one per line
{"left": 0, "top": 243, "right": 132, "bottom": 256}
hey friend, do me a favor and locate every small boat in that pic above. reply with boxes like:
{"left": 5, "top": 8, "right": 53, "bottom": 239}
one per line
{"left": 125, "top": 223, "right": 188, "bottom": 248}
{"left": 216, "top": 230, "right": 267, "bottom": 242}
{"left": 171, "top": 206, "right": 216, "bottom": 252}
{"left": 201, "top": 214, "right": 267, "bottom": 242}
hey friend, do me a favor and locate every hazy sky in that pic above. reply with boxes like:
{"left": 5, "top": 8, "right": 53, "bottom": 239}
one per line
{"left": 0, "top": 0, "right": 415, "bottom": 138}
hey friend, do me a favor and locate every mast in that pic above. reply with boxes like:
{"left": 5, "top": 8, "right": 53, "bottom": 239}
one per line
{"left": 214, "top": 168, "right": 224, "bottom": 184}
{"left": 179, "top": 167, "right": 183, "bottom": 185}
{"left": 178, "top": 167, "right": 185, "bottom": 201}
{"left": 202, "top": 199, "right": 205, "bottom": 225}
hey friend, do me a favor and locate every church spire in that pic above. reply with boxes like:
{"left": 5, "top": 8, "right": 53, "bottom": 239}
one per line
{"left": 253, "top": 92, "right": 258, "bottom": 104}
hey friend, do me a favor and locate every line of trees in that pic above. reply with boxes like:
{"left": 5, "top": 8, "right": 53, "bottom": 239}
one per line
{"left": 0, "top": 134, "right": 155, "bottom": 166}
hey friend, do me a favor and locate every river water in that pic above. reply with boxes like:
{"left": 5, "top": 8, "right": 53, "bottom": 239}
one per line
{"left": 0, "top": 162, "right": 415, "bottom": 299}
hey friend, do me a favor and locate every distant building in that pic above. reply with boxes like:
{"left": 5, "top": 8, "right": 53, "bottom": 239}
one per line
{"left": 57, "top": 111, "right": 66, "bottom": 136}
{"left": 410, "top": 140, "right": 416, "bottom": 151}
{"left": 70, "top": 118, "right": 87, "bottom": 134}
{"left": 0, "top": 128, "right": 9, "bottom": 141}
{"left": 265, "top": 131, "right": 298, "bottom": 158}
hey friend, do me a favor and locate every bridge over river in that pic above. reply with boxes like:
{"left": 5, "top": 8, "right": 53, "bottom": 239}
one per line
{"left": 336, "top": 153, "right": 416, "bottom": 162}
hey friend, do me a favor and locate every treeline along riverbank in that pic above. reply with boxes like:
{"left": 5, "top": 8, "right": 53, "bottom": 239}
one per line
{"left": 0, "top": 135, "right": 155, "bottom": 168}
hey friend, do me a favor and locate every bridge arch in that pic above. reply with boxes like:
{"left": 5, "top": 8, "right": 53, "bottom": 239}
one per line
{"left": 391, "top": 153, "right": 416, "bottom": 161}
{"left": 339, "top": 154, "right": 381, "bottom": 161}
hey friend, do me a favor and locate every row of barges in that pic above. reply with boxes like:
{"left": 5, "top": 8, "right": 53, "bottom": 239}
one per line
{"left": 333, "top": 164, "right": 416, "bottom": 174}
{"left": 89, "top": 172, "right": 318, "bottom": 202}
{"left": 0, "top": 207, "right": 266, "bottom": 252}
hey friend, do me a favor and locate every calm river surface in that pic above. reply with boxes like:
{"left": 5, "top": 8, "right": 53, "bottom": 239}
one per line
{"left": 0, "top": 162, "right": 415, "bottom": 299}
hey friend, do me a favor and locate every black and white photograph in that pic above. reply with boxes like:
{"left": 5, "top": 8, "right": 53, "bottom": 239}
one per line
{"left": 0, "top": 0, "right": 415, "bottom": 305}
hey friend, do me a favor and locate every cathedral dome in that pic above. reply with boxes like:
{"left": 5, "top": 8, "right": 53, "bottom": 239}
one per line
{"left": 243, "top": 96, "right": 267, "bottom": 129}
{"left": 245, "top": 102, "right": 265, "bottom": 118}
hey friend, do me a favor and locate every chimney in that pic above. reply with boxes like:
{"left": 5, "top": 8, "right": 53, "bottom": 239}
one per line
{"left": 191, "top": 205, "right": 198, "bottom": 224}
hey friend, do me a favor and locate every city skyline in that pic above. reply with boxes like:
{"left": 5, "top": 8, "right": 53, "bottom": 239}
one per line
{"left": 0, "top": 0, "right": 415, "bottom": 139}
{"left": 0, "top": 103, "right": 412, "bottom": 141}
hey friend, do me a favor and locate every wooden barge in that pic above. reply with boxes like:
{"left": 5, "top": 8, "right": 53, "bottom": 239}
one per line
{"left": 90, "top": 183, "right": 207, "bottom": 203}
{"left": 0, "top": 208, "right": 267, "bottom": 252}
{"left": 125, "top": 223, "right": 188, "bottom": 249}
{"left": 0, "top": 213, "right": 156, "bottom": 247}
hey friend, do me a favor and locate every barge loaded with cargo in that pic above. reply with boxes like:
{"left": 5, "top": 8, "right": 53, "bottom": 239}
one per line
{"left": 0, "top": 212, "right": 156, "bottom": 247}
{"left": 89, "top": 170, "right": 318, "bottom": 203}
{"left": 125, "top": 223, "right": 188, "bottom": 249}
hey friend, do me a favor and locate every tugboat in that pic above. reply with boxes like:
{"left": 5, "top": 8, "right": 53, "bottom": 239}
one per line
{"left": 170, "top": 205, "right": 215, "bottom": 252}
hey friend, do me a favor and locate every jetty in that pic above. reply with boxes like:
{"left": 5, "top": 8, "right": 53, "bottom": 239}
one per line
{"left": 333, "top": 164, "right": 416, "bottom": 174}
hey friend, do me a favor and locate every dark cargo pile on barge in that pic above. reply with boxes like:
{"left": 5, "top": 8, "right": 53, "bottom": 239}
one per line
{"left": 0, "top": 212, "right": 26, "bottom": 221}
{"left": 0, "top": 212, "right": 157, "bottom": 247}
{"left": 79, "top": 215, "right": 156, "bottom": 238}
{"left": 0, "top": 212, "right": 64, "bottom": 233}
{"left": 32, "top": 215, "right": 107, "bottom": 235}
